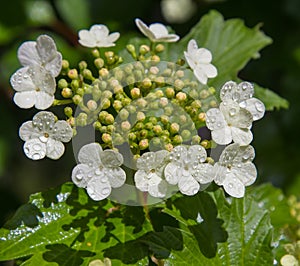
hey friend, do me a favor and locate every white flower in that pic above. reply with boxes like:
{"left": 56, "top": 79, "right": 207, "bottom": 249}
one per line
{"left": 184, "top": 39, "right": 217, "bottom": 84}
{"left": 220, "top": 81, "right": 265, "bottom": 121}
{"left": 17, "top": 35, "right": 62, "bottom": 77}
{"left": 164, "top": 145, "right": 214, "bottom": 196}
{"left": 19, "top": 111, "right": 73, "bottom": 160}
{"left": 134, "top": 150, "right": 169, "bottom": 198}
{"left": 135, "top": 18, "right": 180, "bottom": 43}
{"left": 71, "top": 143, "right": 126, "bottom": 201}
{"left": 280, "top": 255, "right": 299, "bottom": 266}
{"left": 213, "top": 143, "right": 257, "bottom": 198}
{"left": 10, "top": 65, "right": 56, "bottom": 109}
{"left": 78, "top": 25, "right": 120, "bottom": 48}
{"left": 206, "top": 99, "right": 253, "bottom": 145}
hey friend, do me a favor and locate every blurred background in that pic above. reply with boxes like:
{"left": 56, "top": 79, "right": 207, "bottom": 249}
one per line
{"left": 0, "top": 0, "right": 300, "bottom": 227}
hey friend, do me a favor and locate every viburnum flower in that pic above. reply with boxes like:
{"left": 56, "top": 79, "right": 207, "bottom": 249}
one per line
{"left": 17, "top": 35, "right": 62, "bottom": 77}
{"left": 10, "top": 65, "right": 56, "bottom": 109}
{"left": 164, "top": 145, "right": 214, "bottom": 196}
{"left": 184, "top": 39, "right": 217, "bottom": 84}
{"left": 71, "top": 143, "right": 126, "bottom": 201}
{"left": 220, "top": 81, "right": 265, "bottom": 121}
{"left": 78, "top": 25, "right": 120, "bottom": 48}
{"left": 134, "top": 150, "right": 169, "bottom": 198}
{"left": 206, "top": 99, "right": 253, "bottom": 145}
{"left": 212, "top": 143, "right": 257, "bottom": 198}
{"left": 135, "top": 18, "right": 180, "bottom": 43}
{"left": 19, "top": 111, "right": 73, "bottom": 160}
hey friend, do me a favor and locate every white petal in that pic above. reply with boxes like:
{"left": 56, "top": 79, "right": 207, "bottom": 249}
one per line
{"left": 51, "top": 120, "right": 73, "bottom": 142}
{"left": 100, "top": 150, "right": 123, "bottom": 168}
{"left": 164, "top": 162, "right": 179, "bottom": 185}
{"left": 232, "top": 163, "right": 257, "bottom": 186}
{"left": 193, "top": 163, "right": 215, "bottom": 184}
{"left": 106, "top": 32, "right": 120, "bottom": 44}
{"left": 222, "top": 173, "right": 245, "bottom": 198}
{"left": 188, "top": 145, "right": 207, "bottom": 164}
{"left": 19, "top": 121, "right": 40, "bottom": 141}
{"left": 187, "top": 39, "right": 198, "bottom": 54}
{"left": 237, "top": 81, "right": 254, "bottom": 101}
{"left": 231, "top": 127, "right": 253, "bottom": 145}
{"left": 135, "top": 18, "right": 156, "bottom": 41}
{"left": 14, "top": 91, "right": 36, "bottom": 109}
{"left": 205, "top": 108, "right": 227, "bottom": 130}
{"left": 148, "top": 178, "right": 167, "bottom": 198}
{"left": 196, "top": 48, "right": 212, "bottom": 64}
{"left": 137, "top": 151, "right": 157, "bottom": 171}
{"left": 17, "top": 41, "right": 40, "bottom": 66}
{"left": 243, "top": 98, "right": 265, "bottom": 121}
{"left": 184, "top": 51, "right": 196, "bottom": 70}
{"left": 86, "top": 176, "right": 112, "bottom": 201}
{"left": 149, "top": 23, "right": 169, "bottom": 38}
{"left": 71, "top": 164, "right": 94, "bottom": 187}
{"left": 23, "top": 138, "right": 46, "bottom": 160}
{"left": 90, "top": 24, "right": 109, "bottom": 38}
{"left": 213, "top": 163, "right": 227, "bottom": 185}
{"left": 211, "top": 126, "right": 232, "bottom": 145}
{"left": 32, "top": 111, "right": 56, "bottom": 131}
{"left": 134, "top": 170, "right": 149, "bottom": 192}
{"left": 10, "top": 67, "right": 35, "bottom": 92}
{"left": 36, "top": 35, "right": 59, "bottom": 65}
{"left": 78, "top": 143, "right": 102, "bottom": 166}
{"left": 194, "top": 67, "right": 208, "bottom": 84}
{"left": 35, "top": 92, "right": 54, "bottom": 110}
{"left": 219, "top": 143, "right": 255, "bottom": 164}
{"left": 220, "top": 81, "right": 237, "bottom": 101}
{"left": 178, "top": 173, "right": 200, "bottom": 195}
{"left": 45, "top": 53, "right": 62, "bottom": 77}
{"left": 31, "top": 66, "right": 56, "bottom": 95}
{"left": 46, "top": 138, "right": 65, "bottom": 159}
{"left": 78, "top": 30, "right": 96, "bottom": 48}
{"left": 202, "top": 63, "right": 217, "bottom": 78}
{"left": 105, "top": 167, "right": 126, "bottom": 188}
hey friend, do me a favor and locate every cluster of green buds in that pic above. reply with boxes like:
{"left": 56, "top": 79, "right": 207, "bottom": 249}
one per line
{"left": 56, "top": 43, "right": 217, "bottom": 157}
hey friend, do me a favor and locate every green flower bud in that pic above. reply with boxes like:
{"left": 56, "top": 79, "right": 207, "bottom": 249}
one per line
{"left": 118, "top": 109, "right": 129, "bottom": 120}
{"left": 181, "top": 129, "right": 191, "bottom": 141}
{"left": 162, "top": 68, "right": 172, "bottom": 77}
{"left": 87, "top": 100, "right": 98, "bottom": 111}
{"left": 133, "top": 69, "right": 143, "bottom": 81}
{"left": 62, "top": 59, "right": 69, "bottom": 70}
{"left": 124, "top": 64, "right": 134, "bottom": 75}
{"left": 105, "top": 114, "right": 114, "bottom": 125}
{"left": 149, "top": 117, "right": 157, "bottom": 125}
{"left": 191, "top": 135, "right": 201, "bottom": 145}
{"left": 128, "top": 132, "right": 136, "bottom": 142}
{"left": 170, "top": 123, "right": 180, "bottom": 134}
{"left": 161, "top": 115, "right": 169, "bottom": 125}
{"left": 151, "top": 137, "right": 161, "bottom": 147}
{"left": 58, "top": 79, "right": 68, "bottom": 89}
{"left": 173, "top": 135, "right": 183, "bottom": 145}
{"left": 200, "top": 140, "right": 210, "bottom": 149}
{"left": 82, "top": 69, "right": 94, "bottom": 80}
{"left": 179, "top": 115, "right": 187, "bottom": 124}
{"left": 174, "top": 79, "right": 185, "bottom": 90}
{"left": 155, "top": 76, "right": 165, "bottom": 87}
{"left": 113, "top": 100, "right": 123, "bottom": 111}
{"left": 122, "top": 97, "right": 131, "bottom": 106}
{"left": 101, "top": 98, "right": 111, "bottom": 109}
{"left": 165, "top": 143, "right": 173, "bottom": 152}
{"left": 134, "top": 122, "right": 144, "bottom": 131}
{"left": 105, "top": 51, "right": 115, "bottom": 65}
{"left": 102, "top": 133, "right": 112, "bottom": 144}
{"left": 100, "top": 126, "right": 107, "bottom": 133}
{"left": 91, "top": 48, "right": 100, "bottom": 58}
{"left": 136, "top": 98, "right": 147, "bottom": 108}
{"left": 139, "top": 139, "right": 149, "bottom": 150}
{"left": 191, "top": 100, "right": 202, "bottom": 109}
{"left": 149, "top": 66, "right": 159, "bottom": 75}
{"left": 153, "top": 124, "right": 163, "bottom": 135}
{"left": 126, "top": 75, "right": 135, "bottom": 85}
{"left": 176, "top": 92, "right": 187, "bottom": 102}
{"left": 176, "top": 58, "right": 185, "bottom": 66}
{"left": 165, "top": 87, "right": 175, "bottom": 98}
{"left": 92, "top": 86, "right": 101, "bottom": 101}
{"left": 208, "top": 87, "right": 216, "bottom": 95}
{"left": 126, "top": 44, "right": 136, "bottom": 57}
{"left": 136, "top": 111, "right": 146, "bottom": 121}
{"left": 139, "top": 44, "right": 150, "bottom": 55}
{"left": 206, "top": 157, "right": 214, "bottom": 164}
{"left": 121, "top": 121, "right": 131, "bottom": 131}
{"left": 68, "top": 69, "right": 78, "bottom": 79}
{"left": 78, "top": 61, "right": 87, "bottom": 70}
{"left": 114, "top": 85, "right": 124, "bottom": 94}
{"left": 61, "top": 87, "right": 73, "bottom": 98}
{"left": 155, "top": 44, "right": 164, "bottom": 53}
{"left": 98, "top": 111, "right": 109, "bottom": 123}
{"left": 113, "top": 133, "right": 124, "bottom": 145}
{"left": 175, "top": 70, "right": 184, "bottom": 78}
{"left": 76, "top": 87, "right": 84, "bottom": 96}
{"left": 114, "top": 69, "right": 124, "bottom": 81}
{"left": 142, "top": 78, "right": 152, "bottom": 89}
{"left": 199, "top": 89, "right": 209, "bottom": 99}
{"left": 64, "top": 107, "right": 73, "bottom": 117}
{"left": 145, "top": 122, "right": 153, "bottom": 130}
{"left": 76, "top": 112, "right": 88, "bottom": 127}
{"left": 107, "top": 124, "right": 115, "bottom": 133}
{"left": 126, "top": 104, "right": 136, "bottom": 113}
{"left": 130, "top": 87, "right": 141, "bottom": 99}
{"left": 210, "top": 100, "right": 218, "bottom": 108}
{"left": 164, "top": 106, "right": 173, "bottom": 116}
{"left": 94, "top": 58, "right": 104, "bottom": 69}
{"left": 99, "top": 68, "right": 109, "bottom": 79}
{"left": 67, "top": 117, "right": 75, "bottom": 127}
{"left": 71, "top": 79, "right": 80, "bottom": 90}
{"left": 139, "top": 129, "right": 148, "bottom": 138}
{"left": 198, "top": 112, "right": 206, "bottom": 122}
{"left": 93, "top": 121, "right": 102, "bottom": 130}
{"left": 151, "top": 55, "right": 160, "bottom": 63}
{"left": 159, "top": 97, "right": 168, "bottom": 107}
{"left": 72, "top": 95, "right": 83, "bottom": 104}
{"left": 149, "top": 101, "right": 159, "bottom": 110}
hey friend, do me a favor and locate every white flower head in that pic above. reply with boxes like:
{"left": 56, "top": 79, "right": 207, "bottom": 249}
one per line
{"left": 19, "top": 111, "right": 73, "bottom": 160}
{"left": 164, "top": 145, "right": 214, "bottom": 196}
{"left": 135, "top": 18, "right": 180, "bottom": 43}
{"left": 10, "top": 65, "right": 56, "bottom": 109}
{"left": 184, "top": 39, "right": 217, "bottom": 84}
{"left": 206, "top": 99, "right": 253, "bottom": 145}
{"left": 78, "top": 24, "right": 120, "bottom": 48}
{"left": 17, "top": 35, "right": 62, "bottom": 77}
{"left": 134, "top": 150, "right": 169, "bottom": 198}
{"left": 220, "top": 81, "right": 265, "bottom": 121}
{"left": 71, "top": 143, "right": 126, "bottom": 201}
{"left": 213, "top": 143, "right": 257, "bottom": 198}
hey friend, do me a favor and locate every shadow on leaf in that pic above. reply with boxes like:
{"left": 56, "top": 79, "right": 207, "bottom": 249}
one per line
{"left": 3, "top": 203, "right": 43, "bottom": 229}
{"left": 43, "top": 244, "right": 95, "bottom": 266}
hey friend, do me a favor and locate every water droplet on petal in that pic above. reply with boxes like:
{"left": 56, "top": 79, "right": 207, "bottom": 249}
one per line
{"left": 101, "top": 176, "right": 108, "bottom": 183}
{"left": 95, "top": 169, "right": 101, "bottom": 175}
{"left": 102, "top": 187, "right": 110, "bottom": 195}
{"left": 240, "top": 101, "right": 247, "bottom": 108}
{"left": 229, "top": 108, "right": 237, "bottom": 116}
{"left": 32, "top": 153, "right": 42, "bottom": 160}
{"left": 255, "top": 102, "right": 264, "bottom": 112}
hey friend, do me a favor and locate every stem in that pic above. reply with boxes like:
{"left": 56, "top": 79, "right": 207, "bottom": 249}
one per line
{"left": 52, "top": 99, "right": 73, "bottom": 106}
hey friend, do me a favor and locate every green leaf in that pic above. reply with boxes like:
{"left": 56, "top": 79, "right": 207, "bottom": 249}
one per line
{"left": 254, "top": 83, "right": 289, "bottom": 110}
{"left": 166, "top": 188, "right": 274, "bottom": 265}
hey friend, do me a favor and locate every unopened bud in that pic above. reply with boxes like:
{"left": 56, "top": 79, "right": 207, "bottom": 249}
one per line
{"left": 94, "top": 58, "right": 104, "bottom": 69}
{"left": 136, "top": 111, "right": 146, "bottom": 121}
{"left": 151, "top": 55, "right": 160, "bottom": 63}
{"left": 139, "top": 139, "right": 149, "bottom": 150}
{"left": 98, "top": 111, "right": 109, "bottom": 123}
{"left": 139, "top": 44, "right": 150, "bottom": 55}
{"left": 76, "top": 113, "right": 88, "bottom": 127}
{"left": 93, "top": 121, "right": 102, "bottom": 131}
{"left": 68, "top": 69, "right": 78, "bottom": 79}
{"left": 64, "top": 107, "right": 73, "bottom": 117}
{"left": 142, "top": 78, "right": 152, "bottom": 89}
{"left": 105, "top": 114, "right": 114, "bottom": 124}
{"left": 170, "top": 123, "right": 180, "bottom": 134}
{"left": 62, "top": 59, "right": 69, "bottom": 70}
{"left": 161, "top": 115, "right": 169, "bottom": 125}
{"left": 119, "top": 109, "right": 129, "bottom": 120}
{"left": 176, "top": 92, "right": 187, "bottom": 102}
{"left": 165, "top": 143, "right": 173, "bottom": 152}
{"left": 87, "top": 100, "right": 98, "bottom": 111}
{"left": 174, "top": 79, "right": 185, "bottom": 90}
{"left": 78, "top": 61, "right": 87, "bottom": 70}
{"left": 91, "top": 48, "right": 100, "bottom": 58}
{"left": 191, "top": 135, "right": 201, "bottom": 145}
{"left": 113, "top": 100, "right": 123, "bottom": 111}
{"left": 173, "top": 135, "right": 183, "bottom": 145}
{"left": 131, "top": 87, "right": 141, "bottom": 99}
{"left": 149, "top": 66, "right": 159, "bottom": 75}
{"left": 61, "top": 87, "right": 73, "bottom": 98}
{"left": 58, "top": 79, "right": 68, "bottom": 89}
{"left": 200, "top": 140, "right": 210, "bottom": 149}
{"left": 128, "top": 132, "right": 137, "bottom": 141}
{"left": 101, "top": 98, "right": 111, "bottom": 109}
{"left": 126, "top": 44, "right": 136, "bottom": 58}
{"left": 99, "top": 68, "right": 109, "bottom": 79}
{"left": 155, "top": 44, "right": 164, "bottom": 53}
{"left": 114, "top": 85, "right": 123, "bottom": 94}
{"left": 198, "top": 112, "right": 206, "bottom": 122}
{"left": 181, "top": 129, "right": 191, "bottom": 141}
{"left": 121, "top": 121, "right": 131, "bottom": 131}
{"left": 102, "top": 133, "right": 112, "bottom": 143}
{"left": 72, "top": 95, "right": 83, "bottom": 105}
{"left": 199, "top": 89, "right": 209, "bottom": 99}
{"left": 165, "top": 87, "right": 175, "bottom": 98}
{"left": 175, "top": 70, "right": 184, "bottom": 78}
{"left": 82, "top": 69, "right": 94, "bottom": 80}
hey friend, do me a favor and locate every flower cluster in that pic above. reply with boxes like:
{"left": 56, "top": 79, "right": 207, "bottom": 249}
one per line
{"left": 11, "top": 18, "right": 266, "bottom": 202}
